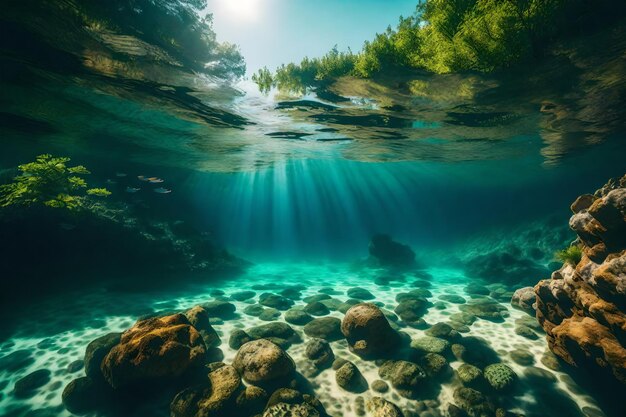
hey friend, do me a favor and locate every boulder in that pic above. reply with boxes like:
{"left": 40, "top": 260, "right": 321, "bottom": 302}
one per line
{"left": 246, "top": 322, "right": 300, "bottom": 348}
{"left": 101, "top": 314, "right": 206, "bottom": 389}
{"left": 369, "top": 234, "right": 416, "bottom": 269}
{"left": 378, "top": 360, "right": 427, "bottom": 398}
{"left": 410, "top": 336, "right": 449, "bottom": 354}
{"left": 285, "top": 309, "right": 313, "bottom": 325}
{"left": 62, "top": 376, "right": 111, "bottom": 414}
{"left": 200, "top": 301, "right": 236, "bottom": 319}
{"left": 347, "top": 287, "right": 375, "bottom": 300}
{"left": 170, "top": 365, "right": 241, "bottom": 417}
{"left": 484, "top": 363, "right": 517, "bottom": 392}
{"left": 341, "top": 303, "right": 400, "bottom": 358}
{"left": 510, "top": 287, "right": 536, "bottom": 314}
{"left": 184, "top": 306, "right": 221, "bottom": 348}
{"left": 13, "top": 369, "right": 51, "bottom": 398}
{"left": 453, "top": 387, "right": 495, "bottom": 417}
{"left": 84, "top": 332, "right": 121, "bottom": 382}
{"left": 232, "top": 339, "right": 295, "bottom": 386}
{"left": 335, "top": 361, "right": 367, "bottom": 393}
{"left": 305, "top": 338, "right": 334, "bottom": 368}
{"left": 303, "top": 301, "right": 330, "bottom": 316}
{"left": 303, "top": 317, "right": 342, "bottom": 341}
{"left": 258, "top": 293, "right": 294, "bottom": 310}
{"left": 366, "top": 396, "right": 403, "bottom": 417}
{"left": 394, "top": 299, "right": 430, "bottom": 326}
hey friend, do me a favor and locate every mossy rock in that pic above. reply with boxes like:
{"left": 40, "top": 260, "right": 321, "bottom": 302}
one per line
{"left": 484, "top": 363, "right": 517, "bottom": 391}
{"left": 410, "top": 336, "right": 449, "bottom": 354}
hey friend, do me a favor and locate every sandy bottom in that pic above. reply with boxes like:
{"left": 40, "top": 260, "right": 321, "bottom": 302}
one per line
{"left": 0, "top": 263, "right": 608, "bottom": 417}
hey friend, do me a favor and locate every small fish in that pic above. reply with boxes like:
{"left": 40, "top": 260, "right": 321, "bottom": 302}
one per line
{"left": 115, "top": 172, "right": 127, "bottom": 177}
{"left": 59, "top": 223, "right": 76, "bottom": 231}
{"left": 106, "top": 179, "right": 117, "bottom": 184}
{"left": 138, "top": 175, "right": 149, "bottom": 181}
{"left": 148, "top": 177, "right": 164, "bottom": 183}
{"left": 154, "top": 187, "right": 172, "bottom": 194}
{"left": 126, "top": 187, "right": 140, "bottom": 193}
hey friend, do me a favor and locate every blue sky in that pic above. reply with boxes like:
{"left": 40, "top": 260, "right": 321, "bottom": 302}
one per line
{"left": 205, "top": 0, "right": 418, "bottom": 75}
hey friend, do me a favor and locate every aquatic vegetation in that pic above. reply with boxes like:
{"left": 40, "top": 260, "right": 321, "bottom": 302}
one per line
{"left": 0, "top": 154, "right": 110, "bottom": 211}
{"left": 554, "top": 245, "right": 583, "bottom": 266}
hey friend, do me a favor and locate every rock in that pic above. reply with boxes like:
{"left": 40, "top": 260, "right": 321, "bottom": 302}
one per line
{"left": 424, "top": 322, "right": 456, "bottom": 339}
{"left": 232, "top": 339, "right": 295, "bottom": 386}
{"left": 347, "top": 287, "right": 375, "bottom": 300}
{"left": 13, "top": 369, "right": 51, "bottom": 398}
{"left": 455, "top": 337, "right": 500, "bottom": 368}
{"left": 366, "top": 396, "right": 403, "bottom": 417}
{"left": 465, "top": 283, "right": 490, "bottom": 296}
{"left": 320, "top": 298, "right": 343, "bottom": 311}
{"left": 338, "top": 299, "right": 361, "bottom": 314}
{"left": 243, "top": 304, "right": 265, "bottom": 317}
{"left": 571, "top": 194, "right": 596, "bottom": 213}
{"left": 304, "top": 317, "right": 342, "bottom": 341}
{"left": 259, "top": 293, "right": 294, "bottom": 310}
{"left": 509, "top": 349, "right": 534, "bottom": 366}
{"left": 229, "top": 330, "right": 253, "bottom": 350}
{"left": 263, "top": 403, "right": 320, "bottom": 417}
{"left": 170, "top": 365, "right": 241, "bottom": 417}
{"left": 259, "top": 308, "right": 281, "bottom": 321}
{"left": 303, "top": 301, "right": 330, "bottom": 316}
{"left": 84, "top": 333, "right": 121, "bottom": 382}
{"left": 303, "top": 294, "right": 331, "bottom": 303}
{"left": 62, "top": 377, "right": 110, "bottom": 413}
{"left": 281, "top": 287, "right": 302, "bottom": 300}
{"left": 533, "top": 177, "right": 626, "bottom": 386}
{"left": 514, "top": 324, "right": 538, "bottom": 340}
{"left": 459, "top": 299, "right": 508, "bottom": 321}
{"left": 439, "top": 294, "right": 466, "bottom": 304}
{"left": 456, "top": 364, "right": 483, "bottom": 387}
{"left": 184, "top": 306, "right": 221, "bottom": 348}
{"left": 453, "top": 387, "right": 495, "bottom": 417}
{"left": 378, "top": 360, "right": 427, "bottom": 398}
{"left": 420, "top": 353, "right": 448, "bottom": 377}
{"left": 231, "top": 291, "right": 256, "bottom": 301}
{"left": 247, "top": 322, "right": 300, "bottom": 348}
{"left": 101, "top": 314, "right": 206, "bottom": 389}
{"left": 510, "top": 287, "right": 536, "bottom": 314}
{"left": 67, "top": 360, "right": 84, "bottom": 374}
{"left": 410, "top": 336, "right": 449, "bottom": 354}
{"left": 341, "top": 303, "right": 400, "bottom": 358}
{"left": 285, "top": 309, "right": 313, "bottom": 325}
{"left": 394, "top": 299, "right": 430, "bottom": 326}
{"left": 201, "top": 301, "right": 236, "bottom": 319}
{"left": 371, "top": 380, "right": 389, "bottom": 393}
{"left": 484, "top": 363, "right": 517, "bottom": 392}
{"left": 0, "top": 350, "right": 34, "bottom": 372}
{"left": 369, "top": 234, "right": 416, "bottom": 269}
{"left": 335, "top": 361, "right": 368, "bottom": 393}
{"left": 235, "top": 385, "right": 267, "bottom": 415}
{"left": 305, "top": 338, "right": 334, "bottom": 368}
{"left": 263, "top": 389, "right": 323, "bottom": 417}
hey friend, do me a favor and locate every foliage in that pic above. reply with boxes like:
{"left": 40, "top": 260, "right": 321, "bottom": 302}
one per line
{"left": 76, "top": 0, "right": 245, "bottom": 79}
{"left": 0, "top": 155, "right": 110, "bottom": 211}
{"left": 554, "top": 245, "right": 582, "bottom": 266}
{"left": 254, "top": 0, "right": 626, "bottom": 93}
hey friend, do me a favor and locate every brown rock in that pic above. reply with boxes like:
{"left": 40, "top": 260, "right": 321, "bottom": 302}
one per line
{"left": 341, "top": 303, "right": 399, "bottom": 358}
{"left": 101, "top": 314, "right": 206, "bottom": 389}
{"left": 232, "top": 339, "right": 295, "bottom": 386}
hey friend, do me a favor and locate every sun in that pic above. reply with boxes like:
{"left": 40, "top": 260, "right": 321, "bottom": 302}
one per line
{"left": 214, "top": 0, "right": 263, "bottom": 23}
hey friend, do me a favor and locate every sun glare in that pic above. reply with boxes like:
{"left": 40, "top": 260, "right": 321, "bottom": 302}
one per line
{"left": 215, "top": 0, "right": 262, "bottom": 23}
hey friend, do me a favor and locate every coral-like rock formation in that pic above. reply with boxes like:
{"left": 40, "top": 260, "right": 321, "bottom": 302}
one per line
{"left": 101, "top": 313, "right": 206, "bottom": 388}
{"left": 534, "top": 174, "right": 626, "bottom": 385}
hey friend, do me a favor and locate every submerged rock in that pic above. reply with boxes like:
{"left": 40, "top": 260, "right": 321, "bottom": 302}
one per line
{"left": 304, "top": 301, "right": 330, "bottom": 316}
{"left": 410, "top": 336, "right": 449, "bottom": 354}
{"left": 200, "top": 301, "right": 236, "bottom": 319}
{"left": 232, "top": 339, "right": 295, "bottom": 386}
{"left": 484, "top": 363, "right": 517, "bottom": 392}
{"left": 366, "top": 396, "right": 403, "bottom": 417}
{"left": 394, "top": 298, "right": 430, "bottom": 327}
{"left": 305, "top": 338, "right": 334, "bottom": 368}
{"left": 285, "top": 308, "right": 314, "bottom": 325}
{"left": 347, "top": 287, "right": 375, "bottom": 300}
{"left": 13, "top": 369, "right": 51, "bottom": 398}
{"left": 304, "top": 317, "right": 342, "bottom": 341}
{"left": 510, "top": 287, "right": 536, "bottom": 314}
{"left": 259, "top": 293, "right": 294, "bottom": 310}
{"left": 453, "top": 387, "right": 495, "bottom": 417}
{"left": 456, "top": 364, "right": 483, "bottom": 387}
{"left": 459, "top": 299, "right": 508, "bottom": 321}
{"left": 170, "top": 365, "right": 241, "bottom": 417}
{"left": 101, "top": 314, "right": 206, "bottom": 389}
{"left": 62, "top": 376, "right": 111, "bottom": 414}
{"left": 378, "top": 360, "right": 427, "bottom": 398}
{"left": 534, "top": 174, "right": 626, "bottom": 386}
{"left": 369, "top": 234, "right": 416, "bottom": 269}
{"left": 184, "top": 305, "right": 221, "bottom": 348}
{"left": 335, "top": 361, "right": 368, "bottom": 393}
{"left": 341, "top": 303, "right": 400, "bottom": 358}
{"left": 84, "top": 332, "right": 121, "bottom": 382}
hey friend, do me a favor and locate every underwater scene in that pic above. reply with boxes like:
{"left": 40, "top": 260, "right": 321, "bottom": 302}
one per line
{"left": 1, "top": 1, "right": 625, "bottom": 417}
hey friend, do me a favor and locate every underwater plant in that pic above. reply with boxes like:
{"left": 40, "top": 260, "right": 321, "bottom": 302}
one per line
{"left": 0, "top": 154, "right": 110, "bottom": 211}
{"left": 554, "top": 245, "right": 583, "bottom": 266}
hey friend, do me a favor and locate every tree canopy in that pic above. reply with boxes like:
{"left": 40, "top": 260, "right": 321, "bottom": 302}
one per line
{"left": 254, "top": 0, "right": 625, "bottom": 93}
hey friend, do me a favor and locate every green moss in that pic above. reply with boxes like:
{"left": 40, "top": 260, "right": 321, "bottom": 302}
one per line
{"left": 554, "top": 245, "right": 582, "bottom": 266}
{"left": 0, "top": 154, "right": 110, "bottom": 211}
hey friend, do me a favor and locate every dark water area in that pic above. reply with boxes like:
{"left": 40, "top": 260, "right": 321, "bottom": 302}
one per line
{"left": 1, "top": 2, "right": 626, "bottom": 417}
